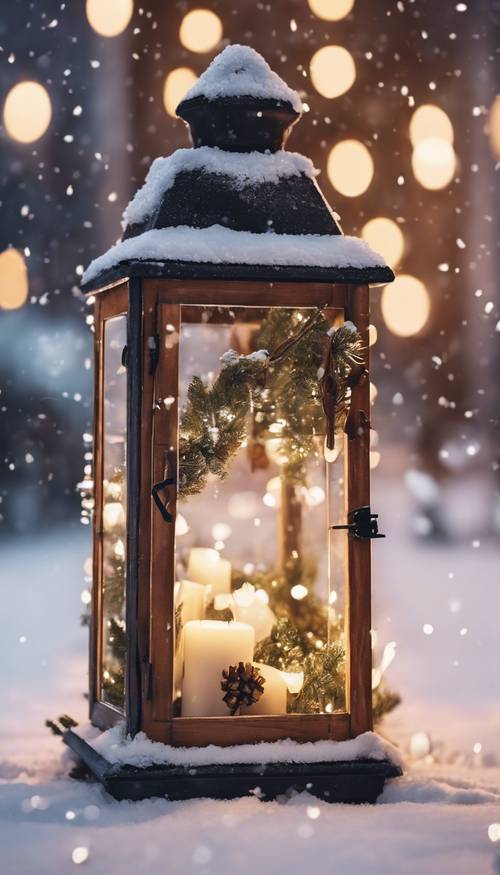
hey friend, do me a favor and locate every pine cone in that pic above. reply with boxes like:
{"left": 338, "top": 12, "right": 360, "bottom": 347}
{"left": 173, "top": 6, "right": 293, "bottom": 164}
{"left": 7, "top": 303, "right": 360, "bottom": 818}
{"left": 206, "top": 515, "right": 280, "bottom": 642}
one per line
{"left": 221, "top": 662, "right": 266, "bottom": 715}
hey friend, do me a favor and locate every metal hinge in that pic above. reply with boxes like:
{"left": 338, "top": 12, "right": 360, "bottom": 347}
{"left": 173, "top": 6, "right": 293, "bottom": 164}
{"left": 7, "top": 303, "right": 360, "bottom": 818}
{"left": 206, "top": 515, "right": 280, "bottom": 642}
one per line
{"left": 330, "top": 505, "right": 385, "bottom": 540}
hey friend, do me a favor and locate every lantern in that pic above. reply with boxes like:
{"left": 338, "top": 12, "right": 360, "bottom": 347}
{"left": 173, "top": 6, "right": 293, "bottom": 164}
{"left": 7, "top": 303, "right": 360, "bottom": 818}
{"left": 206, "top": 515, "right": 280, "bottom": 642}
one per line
{"left": 64, "top": 46, "right": 401, "bottom": 801}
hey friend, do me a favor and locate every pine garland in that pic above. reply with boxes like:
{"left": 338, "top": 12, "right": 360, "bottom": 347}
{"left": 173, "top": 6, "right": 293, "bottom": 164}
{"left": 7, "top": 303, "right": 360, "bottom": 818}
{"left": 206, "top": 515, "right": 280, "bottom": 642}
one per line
{"left": 178, "top": 310, "right": 365, "bottom": 498}
{"left": 178, "top": 352, "right": 268, "bottom": 498}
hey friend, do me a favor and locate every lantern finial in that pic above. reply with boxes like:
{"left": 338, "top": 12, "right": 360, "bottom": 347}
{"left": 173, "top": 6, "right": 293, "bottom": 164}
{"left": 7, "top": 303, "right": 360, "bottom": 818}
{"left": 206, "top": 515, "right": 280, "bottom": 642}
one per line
{"left": 176, "top": 44, "right": 302, "bottom": 153}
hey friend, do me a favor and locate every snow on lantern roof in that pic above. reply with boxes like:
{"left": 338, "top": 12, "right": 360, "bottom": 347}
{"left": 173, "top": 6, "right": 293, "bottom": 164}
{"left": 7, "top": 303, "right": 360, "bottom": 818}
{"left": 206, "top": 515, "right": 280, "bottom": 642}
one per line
{"left": 181, "top": 44, "right": 303, "bottom": 114}
{"left": 81, "top": 45, "right": 395, "bottom": 292}
{"left": 121, "top": 147, "right": 319, "bottom": 231}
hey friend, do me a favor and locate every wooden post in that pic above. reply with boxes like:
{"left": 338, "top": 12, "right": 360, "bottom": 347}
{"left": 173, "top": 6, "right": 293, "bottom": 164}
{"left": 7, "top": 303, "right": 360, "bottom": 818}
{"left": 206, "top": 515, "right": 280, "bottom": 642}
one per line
{"left": 344, "top": 285, "right": 373, "bottom": 737}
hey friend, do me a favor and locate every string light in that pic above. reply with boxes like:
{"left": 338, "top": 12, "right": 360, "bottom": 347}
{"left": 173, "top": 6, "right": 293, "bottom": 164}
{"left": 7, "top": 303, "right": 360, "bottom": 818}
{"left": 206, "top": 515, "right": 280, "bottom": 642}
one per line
{"left": 381, "top": 274, "right": 430, "bottom": 337}
{"left": 163, "top": 68, "right": 198, "bottom": 117}
{"left": 409, "top": 104, "right": 454, "bottom": 146}
{"left": 411, "top": 137, "right": 456, "bottom": 190}
{"left": 327, "top": 140, "right": 374, "bottom": 197}
{"left": 309, "top": 46, "right": 356, "bottom": 99}
{"left": 85, "top": 0, "right": 133, "bottom": 37}
{"left": 361, "top": 217, "right": 404, "bottom": 268}
{"left": 488, "top": 95, "right": 500, "bottom": 157}
{"left": 307, "top": 0, "right": 355, "bottom": 20}
{"left": 179, "top": 9, "right": 223, "bottom": 53}
{"left": 0, "top": 248, "right": 28, "bottom": 310}
{"left": 3, "top": 81, "right": 51, "bottom": 143}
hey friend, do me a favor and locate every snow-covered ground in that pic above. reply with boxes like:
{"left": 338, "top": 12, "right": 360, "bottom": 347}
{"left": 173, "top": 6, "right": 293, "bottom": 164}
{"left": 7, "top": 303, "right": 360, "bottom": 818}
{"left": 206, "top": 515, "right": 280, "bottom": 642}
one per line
{"left": 1, "top": 479, "right": 499, "bottom": 875}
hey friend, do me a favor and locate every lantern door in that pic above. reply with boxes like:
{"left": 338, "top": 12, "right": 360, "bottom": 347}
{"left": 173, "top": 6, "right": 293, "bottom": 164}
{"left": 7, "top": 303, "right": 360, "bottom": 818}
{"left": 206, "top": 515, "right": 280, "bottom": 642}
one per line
{"left": 90, "top": 283, "right": 129, "bottom": 728}
{"left": 143, "top": 279, "right": 372, "bottom": 746}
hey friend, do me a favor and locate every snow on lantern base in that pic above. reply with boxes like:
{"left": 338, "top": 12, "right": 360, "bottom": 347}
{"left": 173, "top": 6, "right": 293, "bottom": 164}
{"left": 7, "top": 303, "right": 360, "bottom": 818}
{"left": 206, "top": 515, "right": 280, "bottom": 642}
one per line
{"left": 60, "top": 725, "right": 402, "bottom": 804}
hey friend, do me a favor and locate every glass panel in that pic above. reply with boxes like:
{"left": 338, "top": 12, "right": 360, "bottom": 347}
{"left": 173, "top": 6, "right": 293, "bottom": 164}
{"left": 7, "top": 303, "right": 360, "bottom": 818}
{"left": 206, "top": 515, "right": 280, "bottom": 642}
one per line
{"left": 100, "top": 315, "right": 127, "bottom": 711}
{"left": 173, "top": 306, "right": 347, "bottom": 718}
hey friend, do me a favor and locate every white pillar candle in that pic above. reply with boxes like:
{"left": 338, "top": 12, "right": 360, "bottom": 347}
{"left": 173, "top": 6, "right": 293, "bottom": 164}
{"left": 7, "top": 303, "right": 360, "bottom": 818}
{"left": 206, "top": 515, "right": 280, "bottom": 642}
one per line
{"left": 174, "top": 580, "right": 207, "bottom": 693}
{"left": 182, "top": 620, "right": 255, "bottom": 717}
{"left": 241, "top": 663, "right": 287, "bottom": 715}
{"left": 187, "top": 547, "right": 232, "bottom": 596}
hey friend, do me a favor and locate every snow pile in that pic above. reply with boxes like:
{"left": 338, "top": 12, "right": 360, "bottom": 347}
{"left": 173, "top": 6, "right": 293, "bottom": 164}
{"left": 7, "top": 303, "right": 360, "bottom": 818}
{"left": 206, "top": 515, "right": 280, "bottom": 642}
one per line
{"left": 122, "top": 147, "right": 318, "bottom": 229}
{"left": 83, "top": 226, "right": 387, "bottom": 285}
{"left": 90, "top": 725, "right": 403, "bottom": 769}
{"left": 181, "top": 44, "right": 303, "bottom": 113}
{"left": 380, "top": 775, "right": 500, "bottom": 805}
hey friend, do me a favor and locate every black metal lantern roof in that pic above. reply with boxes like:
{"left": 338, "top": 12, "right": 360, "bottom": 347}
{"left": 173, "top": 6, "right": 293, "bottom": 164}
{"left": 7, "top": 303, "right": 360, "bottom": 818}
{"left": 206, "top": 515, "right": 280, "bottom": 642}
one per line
{"left": 82, "top": 46, "right": 394, "bottom": 293}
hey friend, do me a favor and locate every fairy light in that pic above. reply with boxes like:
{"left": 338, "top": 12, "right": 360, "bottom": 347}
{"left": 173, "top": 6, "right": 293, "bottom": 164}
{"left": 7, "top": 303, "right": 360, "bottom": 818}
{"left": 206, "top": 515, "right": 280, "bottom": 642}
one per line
{"left": 179, "top": 9, "right": 223, "bottom": 53}
{"left": 0, "top": 248, "right": 28, "bottom": 310}
{"left": 291, "top": 584, "right": 309, "bottom": 600}
{"left": 409, "top": 104, "right": 454, "bottom": 146}
{"left": 411, "top": 137, "right": 456, "bottom": 190}
{"left": 381, "top": 274, "right": 430, "bottom": 337}
{"left": 307, "top": 0, "right": 355, "bottom": 20}
{"left": 3, "top": 81, "right": 52, "bottom": 143}
{"left": 163, "top": 68, "right": 198, "bottom": 117}
{"left": 86, "top": 0, "right": 133, "bottom": 37}
{"left": 309, "top": 45, "right": 356, "bottom": 99}
{"left": 327, "top": 140, "right": 374, "bottom": 197}
{"left": 361, "top": 217, "right": 405, "bottom": 268}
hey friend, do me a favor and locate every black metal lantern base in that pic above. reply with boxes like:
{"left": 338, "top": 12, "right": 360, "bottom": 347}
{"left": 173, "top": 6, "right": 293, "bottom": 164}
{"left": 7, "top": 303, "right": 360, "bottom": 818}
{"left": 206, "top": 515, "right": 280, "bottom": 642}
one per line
{"left": 63, "top": 730, "right": 402, "bottom": 804}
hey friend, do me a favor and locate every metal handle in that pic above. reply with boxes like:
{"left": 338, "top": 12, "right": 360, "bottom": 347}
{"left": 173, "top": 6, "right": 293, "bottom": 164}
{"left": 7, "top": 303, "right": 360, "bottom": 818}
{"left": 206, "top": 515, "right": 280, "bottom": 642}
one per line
{"left": 151, "top": 476, "right": 175, "bottom": 523}
{"left": 331, "top": 505, "right": 385, "bottom": 540}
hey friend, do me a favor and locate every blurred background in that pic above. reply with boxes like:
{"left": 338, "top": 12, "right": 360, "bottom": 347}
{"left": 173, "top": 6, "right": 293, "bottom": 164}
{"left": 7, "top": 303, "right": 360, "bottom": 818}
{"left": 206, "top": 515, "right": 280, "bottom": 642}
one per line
{"left": 1, "top": 0, "right": 499, "bottom": 764}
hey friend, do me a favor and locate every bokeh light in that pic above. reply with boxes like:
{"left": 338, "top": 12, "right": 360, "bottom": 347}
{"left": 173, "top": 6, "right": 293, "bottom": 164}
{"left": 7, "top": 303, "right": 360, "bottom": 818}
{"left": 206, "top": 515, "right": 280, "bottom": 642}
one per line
{"left": 309, "top": 46, "right": 356, "bottom": 99}
{"left": 362, "top": 217, "right": 404, "bottom": 268}
{"left": 0, "top": 249, "right": 29, "bottom": 310}
{"left": 327, "top": 140, "right": 374, "bottom": 197}
{"left": 411, "top": 137, "right": 456, "bottom": 190}
{"left": 85, "top": 0, "right": 133, "bottom": 37}
{"left": 409, "top": 104, "right": 454, "bottom": 146}
{"left": 179, "top": 9, "right": 223, "bottom": 53}
{"left": 381, "top": 274, "right": 430, "bottom": 337}
{"left": 163, "top": 67, "right": 198, "bottom": 116}
{"left": 3, "top": 81, "right": 52, "bottom": 144}
{"left": 488, "top": 95, "right": 500, "bottom": 157}
{"left": 307, "top": 0, "right": 355, "bottom": 20}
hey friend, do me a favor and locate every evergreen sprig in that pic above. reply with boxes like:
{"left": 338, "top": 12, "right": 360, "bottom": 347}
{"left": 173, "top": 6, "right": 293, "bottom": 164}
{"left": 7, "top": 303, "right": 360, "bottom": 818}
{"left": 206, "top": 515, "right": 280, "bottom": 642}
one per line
{"left": 178, "top": 353, "right": 268, "bottom": 498}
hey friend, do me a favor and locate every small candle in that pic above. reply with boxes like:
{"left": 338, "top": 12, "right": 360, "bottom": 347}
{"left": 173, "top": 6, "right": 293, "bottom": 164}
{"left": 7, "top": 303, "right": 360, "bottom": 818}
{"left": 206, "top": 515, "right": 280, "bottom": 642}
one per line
{"left": 175, "top": 579, "right": 206, "bottom": 626}
{"left": 187, "top": 547, "right": 232, "bottom": 596}
{"left": 230, "top": 584, "right": 276, "bottom": 642}
{"left": 182, "top": 620, "right": 254, "bottom": 717}
{"left": 241, "top": 663, "right": 287, "bottom": 715}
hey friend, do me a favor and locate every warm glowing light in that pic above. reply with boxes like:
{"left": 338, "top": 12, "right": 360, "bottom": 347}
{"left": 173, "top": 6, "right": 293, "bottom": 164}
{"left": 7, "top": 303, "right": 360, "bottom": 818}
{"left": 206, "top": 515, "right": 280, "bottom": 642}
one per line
{"left": 368, "top": 324, "right": 378, "bottom": 347}
{"left": 175, "top": 513, "right": 190, "bottom": 536}
{"left": 488, "top": 95, "right": 500, "bottom": 157}
{"left": 3, "top": 81, "right": 51, "bottom": 143}
{"left": 102, "top": 501, "right": 125, "bottom": 530}
{"left": 291, "top": 584, "right": 309, "bottom": 601}
{"left": 86, "top": 0, "right": 133, "bottom": 37}
{"left": 411, "top": 137, "right": 456, "bottom": 190}
{"left": 179, "top": 9, "right": 223, "bottom": 53}
{"left": 327, "top": 140, "right": 374, "bottom": 197}
{"left": 409, "top": 104, "right": 454, "bottom": 146}
{"left": 163, "top": 67, "right": 198, "bottom": 116}
{"left": 282, "top": 670, "right": 304, "bottom": 694}
{"left": 324, "top": 434, "right": 343, "bottom": 463}
{"left": 307, "top": 0, "right": 355, "bottom": 20}
{"left": 0, "top": 248, "right": 28, "bottom": 310}
{"left": 309, "top": 46, "right": 356, "bottom": 99}
{"left": 361, "top": 217, "right": 404, "bottom": 268}
{"left": 381, "top": 274, "right": 431, "bottom": 337}
{"left": 409, "top": 731, "right": 432, "bottom": 760}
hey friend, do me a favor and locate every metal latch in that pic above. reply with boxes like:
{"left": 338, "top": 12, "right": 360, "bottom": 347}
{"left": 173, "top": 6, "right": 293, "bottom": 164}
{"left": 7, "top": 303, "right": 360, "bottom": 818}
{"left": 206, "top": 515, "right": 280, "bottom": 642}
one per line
{"left": 330, "top": 505, "right": 385, "bottom": 540}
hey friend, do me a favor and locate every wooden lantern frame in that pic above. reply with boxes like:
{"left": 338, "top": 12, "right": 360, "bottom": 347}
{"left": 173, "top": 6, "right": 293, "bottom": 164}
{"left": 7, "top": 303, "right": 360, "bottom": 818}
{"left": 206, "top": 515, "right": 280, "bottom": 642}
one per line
{"left": 90, "top": 275, "right": 374, "bottom": 748}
